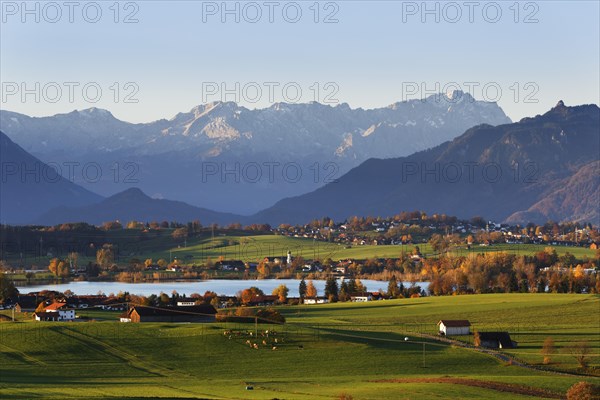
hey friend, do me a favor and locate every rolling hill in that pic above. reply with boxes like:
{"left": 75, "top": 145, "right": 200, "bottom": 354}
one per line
{"left": 33, "top": 187, "right": 243, "bottom": 226}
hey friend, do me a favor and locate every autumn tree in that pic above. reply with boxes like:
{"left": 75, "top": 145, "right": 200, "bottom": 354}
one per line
{"left": 272, "top": 284, "right": 289, "bottom": 303}
{"left": 429, "top": 234, "right": 450, "bottom": 254}
{"left": 172, "top": 227, "right": 188, "bottom": 241}
{"left": 102, "top": 221, "right": 123, "bottom": 230}
{"left": 306, "top": 280, "right": 317, "bottom": 298}
{"left": 542, "top": 337, "right": 556, "bottom": 365}
{"left": 96, "top": 244, "right": 115, "bottom": 269}
{"left": 48, "top": 258, "right": 69, "bottom": 277}
{"left": 67, "top": 252, "right": 79, "bottom": 270}
{"left": 240, "top": 287, "right": 264, "bottom": 305}
{"left": 35, "top": 302, "right": 46, "bottom": 313}
{"left": 566, "top": 381, "right": 598, "bottom": 400}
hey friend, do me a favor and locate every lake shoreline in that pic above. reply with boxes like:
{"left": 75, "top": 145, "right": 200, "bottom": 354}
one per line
{"left": 16, "top": 278, "right": 429, "bottom": 297}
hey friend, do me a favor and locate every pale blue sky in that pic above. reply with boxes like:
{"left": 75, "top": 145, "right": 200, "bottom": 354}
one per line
{"left": 1, "top": 1, "right": 598, "bottom": 122}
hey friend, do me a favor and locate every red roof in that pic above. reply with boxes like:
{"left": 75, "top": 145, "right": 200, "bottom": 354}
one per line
{"left": 45, "top": 302, "right": 67, "bottom": 311}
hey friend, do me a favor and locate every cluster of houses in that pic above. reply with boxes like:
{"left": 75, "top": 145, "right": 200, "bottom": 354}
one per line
{"left": 437, "top": 319, "right": 517, "bottom": 349}
{"left": 274, "top": 218, "right": 599, "bottom": 249}
{"left": 9, "top": 293, "right": 127, "bottom": 313}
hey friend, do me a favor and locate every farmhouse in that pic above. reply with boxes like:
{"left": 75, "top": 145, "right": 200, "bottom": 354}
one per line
{"left": 34, "top": 302, "right": 76, "bottom": 321}
{"left": 474, "top": 331, "right": 517, "bottom": 349}
{"left": 350, "top": 292, "right": 384, "bottom": 302}
{"left": 437, "top": 320, "right": 471, "bottom": 336}
{"left": 119, "top": 304, "right": 217, "bottom": 323}
{"left": 303, "top": 297, "right": 329, "bottom": 305}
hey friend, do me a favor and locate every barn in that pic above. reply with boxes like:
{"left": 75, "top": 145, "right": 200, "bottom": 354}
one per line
{"left": 474, "top": 331, "right": 517, "bottom": 349}
{"left": 119, "top": 304, "right": 217, "bottom": 323}
{"left": 437, "top": 320, "right": 471, "bottom": 336}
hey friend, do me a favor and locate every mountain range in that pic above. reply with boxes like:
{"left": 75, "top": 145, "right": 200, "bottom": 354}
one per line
{"left": 253, "top": 101, "right": 600, "bottom": 225}
{"left": 0, "top": 91, "right": 510, "bottom": 214}
{"left": 1, "top": 100, "right": 597, "bottom": 227}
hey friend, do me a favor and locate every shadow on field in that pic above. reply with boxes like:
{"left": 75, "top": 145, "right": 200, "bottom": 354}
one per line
{"left": 317, "top": 327, "right": 446, "bottom": 351}
{"left": 297, "top": 302, "right": 424, "bottom": 313}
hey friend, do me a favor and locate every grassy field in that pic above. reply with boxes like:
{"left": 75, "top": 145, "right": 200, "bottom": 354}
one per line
{"left": 5, "top": 230, "right": 595, "bottom": 270}
{"left": 165, "top": 235, "right": 595, "bottom": 265}
{"left": 0, "top": 294, "right": 598, "bottom": 399}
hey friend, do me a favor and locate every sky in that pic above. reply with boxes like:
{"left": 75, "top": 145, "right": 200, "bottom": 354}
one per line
{"left": 1, "top": 0, "right": 599, "bottom": 123}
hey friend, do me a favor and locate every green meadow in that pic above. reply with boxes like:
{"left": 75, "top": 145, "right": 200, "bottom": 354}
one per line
{"left": 1, "top": 294, "right": 599, "bottom": 399}
{"left": 6, "top": 230, "right": 594, "bottom": 272}
{"left": 165, "top": 235, "right": 595, "bottom": 264}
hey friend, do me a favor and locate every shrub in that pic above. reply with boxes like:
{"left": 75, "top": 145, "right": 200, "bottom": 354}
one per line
{"left": 566, "top": 381, "right": 599, "bottom": 400}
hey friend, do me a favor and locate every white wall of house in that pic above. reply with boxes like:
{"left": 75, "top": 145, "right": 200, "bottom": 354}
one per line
{"left": 351, "top": 296, "right": 371, "bottom": 302}
{"left": 57, "top": 309, "right": 75, "bottom": 321}
{"left": 304, "top": 298, "right": 328, "bottom": 304}
{"left": 439, "top": 324, "right": 470, "bottom": 336}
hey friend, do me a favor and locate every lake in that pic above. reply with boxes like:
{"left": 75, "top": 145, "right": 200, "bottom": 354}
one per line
{"left": 16, "top": 279, "right": 428, "bottom": 297}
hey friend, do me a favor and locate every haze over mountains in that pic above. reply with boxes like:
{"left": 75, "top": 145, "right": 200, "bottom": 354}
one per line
{"left": 255, "top": 102, "right": 600, "bottom": 225}
{"left": 1, "top": 98, "right": 597, "bottom": 227}
{"left": 0, "top": 131, "right": 102, "bottom": 224}
{"left": 1, "top": 91, "right": 510, "bottom": 214}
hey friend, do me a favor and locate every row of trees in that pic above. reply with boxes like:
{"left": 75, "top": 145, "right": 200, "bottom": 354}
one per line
{"left": 422, "top": 250, "right": 600, "bottom": 295}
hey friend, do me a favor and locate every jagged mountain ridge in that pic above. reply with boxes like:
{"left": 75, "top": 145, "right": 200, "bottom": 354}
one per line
{"left": 1, "top": 92, "right": 511, "bottom": 213}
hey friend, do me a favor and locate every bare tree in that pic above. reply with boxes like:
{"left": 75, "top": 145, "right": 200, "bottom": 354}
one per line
{"left": 566, "top": 341, "right": 591, "bottom": 369}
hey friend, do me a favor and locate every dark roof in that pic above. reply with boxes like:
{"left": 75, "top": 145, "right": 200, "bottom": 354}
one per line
{"left": 438, "top": 320, "right": 471, "bottom": 327}
{"left": 476, "top": 331, "right": 514, "bottom": 347}
{"left": 35, "top": 312, "right": 59, "bottom": 318}
{"left": 128, "top": 304, "right": 217, "bottom": 317}
{"left": 247, "top": 295, "right": 278, "bottom": 304}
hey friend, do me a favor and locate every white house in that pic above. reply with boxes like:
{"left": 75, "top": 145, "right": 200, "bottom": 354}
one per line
{"left": 34, "top": 309, "right": 75, "bottom": 321}
{"left": 350, "top": 294, "right": 372, "bottom": 302}
{"left": 176, "top": 301, "right": 195, "bottom": 306}
{"left": 303, "top": 297, "right": 329, "bottom": 305}
{"left": 437, "top": 320, "right": 471, "bottom": 336}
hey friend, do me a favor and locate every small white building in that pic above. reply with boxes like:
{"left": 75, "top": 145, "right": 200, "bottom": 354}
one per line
{"left": 438, "top": 320, "right": 471, "bottom": 336}
{"left": 303, "top": 297, "right": 329, "bottom": 305}
{"left": 350, "top": 294, "right": 371, "bottom": 302}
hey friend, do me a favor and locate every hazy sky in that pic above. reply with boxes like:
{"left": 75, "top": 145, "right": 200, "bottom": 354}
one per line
{"left": 1, "top": 1, "right": 598, "bottom": 122}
